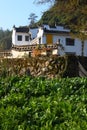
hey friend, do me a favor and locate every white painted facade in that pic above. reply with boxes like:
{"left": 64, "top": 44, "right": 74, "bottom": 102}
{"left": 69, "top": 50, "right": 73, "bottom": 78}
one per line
{"left": 12, "top": 32, "right": 30, "bottom": 46}
{"left": 12, "top": 26, "right": 31, "bottom": 46}
{"left": 36, "top": 25, "right": 87, "bottom": 56}
{"left": 12, "top": 26, "right": 39, "bottom": 46}
{"left": 11, "top": 50, "right": 29, "bottom": 58}
{"left": 11, "top": 25, "right": 87, "bottom": 57}
{"left": 84, "top": 40, "right": 87, "bottom": 56}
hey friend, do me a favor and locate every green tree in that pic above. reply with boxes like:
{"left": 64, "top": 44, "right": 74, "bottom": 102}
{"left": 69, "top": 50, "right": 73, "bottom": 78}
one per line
{"left": 28, "top": 13, "right": 38, "bottom": 27}
{"left": 0, "top": 28, "right": 12, "bottom": 50}
{"left": 38, "top": 10, "right": 60, "bottom": 26}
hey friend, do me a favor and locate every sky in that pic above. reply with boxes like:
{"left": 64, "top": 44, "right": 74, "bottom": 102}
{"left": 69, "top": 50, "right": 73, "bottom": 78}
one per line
{"left": 0, "top": 0, "right": 50, "bottom": 30}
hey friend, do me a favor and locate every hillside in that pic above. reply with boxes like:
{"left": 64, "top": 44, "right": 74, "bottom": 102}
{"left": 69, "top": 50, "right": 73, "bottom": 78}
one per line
{"left": 29, "top": 5, "right": 63, "bottom": 27}
{"left": 38, "top": 10, "right": 61, "bottom": 26}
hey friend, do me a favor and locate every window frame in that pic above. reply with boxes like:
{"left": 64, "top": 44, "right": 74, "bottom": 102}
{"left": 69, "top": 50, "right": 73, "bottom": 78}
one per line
{"left": 25, "top": 35, "right": 29, "bottom": 41}
{"left": 17, "top": 35, "right": 22, "bottom": 41}
{"left": 66, "top": 38, "right": 75, "bottom": 46}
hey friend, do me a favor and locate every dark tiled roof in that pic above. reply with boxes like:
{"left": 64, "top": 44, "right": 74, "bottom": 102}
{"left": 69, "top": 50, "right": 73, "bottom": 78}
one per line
{"left": 49, "top": 25, "right": 56, "bottom": 28}
{"left": 44, "top": 29, "right": 70, "bottom": 34}
{"left": 15, "top": 27, "right": 29, "bottom": 33}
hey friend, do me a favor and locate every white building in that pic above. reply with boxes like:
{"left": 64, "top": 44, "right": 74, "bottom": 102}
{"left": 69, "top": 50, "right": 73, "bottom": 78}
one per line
{"left": 11, "top": 24, "right": 87, "bottom": 58}
{"left": 12, "top": 26, "right": 38, "bottom": 46}
{"left": 36, "top": 24, "right": 87, "bottom": 56}
{"left": 12, "top": 26, "right": 31, "bottom": 46}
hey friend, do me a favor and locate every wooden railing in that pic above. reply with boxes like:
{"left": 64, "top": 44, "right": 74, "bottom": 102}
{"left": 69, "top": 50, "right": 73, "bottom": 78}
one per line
{"left": 0, "top": 51, "right": 12, "bottom": 58}
{"left": 12, "top": 44, "right": 58, "bottom": 52}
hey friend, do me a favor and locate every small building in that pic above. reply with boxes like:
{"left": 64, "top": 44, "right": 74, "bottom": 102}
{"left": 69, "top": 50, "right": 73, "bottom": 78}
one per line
{"left": 11, "top": 24, "right": 87, "bottom": 58}
{"left": 12, "top": 26, "right": 31, "bottom": 46}
{"left": 11, "top": 26, "right": 39, "bottom": 58}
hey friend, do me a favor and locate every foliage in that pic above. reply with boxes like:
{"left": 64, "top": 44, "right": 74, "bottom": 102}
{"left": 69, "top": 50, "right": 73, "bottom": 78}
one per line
{"left": 28, "top": 13, "right": 38, "bottom": 27}
{"left": 38, "top": 10, "right": 61, "bottom": 26}
{"left": 0, "top": 76, "right": 87, "bottom": 129}
{"left": 53, "top": 0, "right": 87, "bottom": 38}
{"left": 0, "top": 28, "right": 12, "bottom": 50}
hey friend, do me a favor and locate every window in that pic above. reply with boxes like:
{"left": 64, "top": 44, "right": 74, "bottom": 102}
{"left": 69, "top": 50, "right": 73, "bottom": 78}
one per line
{"left": 66, "top": 38, "right": 75, "bottom": 46}
{"left": 17, "top": 35, "right": 22, "bottom": 41}
{"left": 25, "top": 36, "right": 29, "bottom": 41}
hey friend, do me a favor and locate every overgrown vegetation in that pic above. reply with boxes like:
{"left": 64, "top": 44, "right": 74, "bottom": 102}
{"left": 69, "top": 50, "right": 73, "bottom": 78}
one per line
{"left": 38, "top": 10, "right": 61, "bottom": 26}
{"left": 37, "top": 0, "right": 87, "bottom": 34}
{"left": 0, "top": 28, "right": 12, "bottom": 50}
{"left": 0, "top": 76, "right": 87, "bottom": 129}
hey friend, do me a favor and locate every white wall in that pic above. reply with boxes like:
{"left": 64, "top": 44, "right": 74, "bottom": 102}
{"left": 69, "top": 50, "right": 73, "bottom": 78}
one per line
{"left": 11, "top": 50, "right": 29, "bottom": 58}
{"left": 42, "top": 35, "right": 46, "bottom": 44}
{"left": 42, "top": 34, "right": 85, "bottom": 56}
{"left": 15, "top": 32, "right": 30, "bottom": 46}
{"left": 12, "top": 27, "right": 32, "bottom": 46}
{"left": 12, "top": 28, "right": 16, "bottom": 45}
{"left": 37, "top": 27, "right": 44, "bottom": 38}
{"left": 84, "top": 40, "right": 87, "bottom": 56}
{"left": 52, "top": 49, "right": 58, "bottom": 55}
{"left": 37, "top": 27, "right": 44, "bottom": 44}
{"left": 12, "top": 29, "right": 31, "bottom": 46}
{"left": 53, "top": 35, "right": 82, "bottom": 56}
